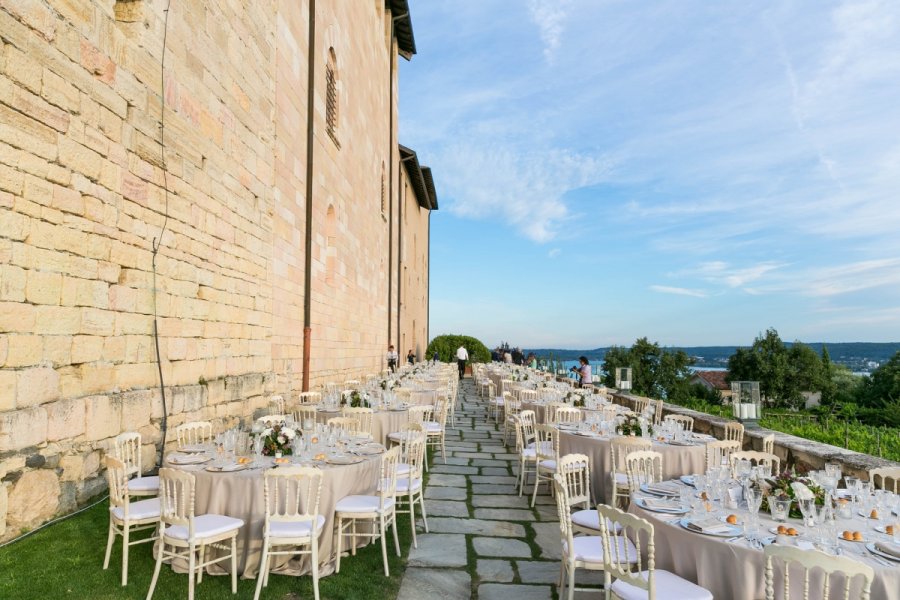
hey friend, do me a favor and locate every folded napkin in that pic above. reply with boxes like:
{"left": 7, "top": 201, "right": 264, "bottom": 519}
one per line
{"left": 646, "top": 482, "right": 681, "bottom": 496}
{"left": 686, "top": 517, "right": 733, "bottom": 534}
{"left": 641, "top": 497, "right": 682, "bottom": 511}
{"left": 874, "top": 542, "right": 900, "bottom": 560}
{"left": 791, "top": 482, "right": 815, "bottom": 501}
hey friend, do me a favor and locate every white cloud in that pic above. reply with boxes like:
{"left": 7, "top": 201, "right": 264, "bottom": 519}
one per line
{"left": 436, "top": 143, "right": 613, "bottom": 242}
{"left": 649, "top": 285, "right": 708, "bottom": 299}
{"left": 686, "top": 261, "right": 788, "bottom": 290}
{"left": 528, "top": 0, "right": 573, "bottom": 64}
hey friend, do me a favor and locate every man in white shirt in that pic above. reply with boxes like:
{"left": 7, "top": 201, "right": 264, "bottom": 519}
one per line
{"left": 386, "top": 344, "right": 398, "bottom": 373}
{"left": 456, "top": 345, "right": 469, "bottom": 379}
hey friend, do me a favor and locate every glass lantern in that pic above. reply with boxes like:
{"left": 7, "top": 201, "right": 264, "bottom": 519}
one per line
{"left": 730, "top": 381, "right": 762, "bottom": 426}
{"left": 616, "top": 367, "right": 633, "bottom": 391}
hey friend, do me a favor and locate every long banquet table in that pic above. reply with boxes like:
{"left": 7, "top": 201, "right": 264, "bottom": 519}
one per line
{"left": 558, "top": 431, "right": 707, "bottom": 503}
{"left": 630, "top": 500, "right": 900, "bottom": 600}
{"left": 167, "top": 452, "right": 382, "bottom": 579}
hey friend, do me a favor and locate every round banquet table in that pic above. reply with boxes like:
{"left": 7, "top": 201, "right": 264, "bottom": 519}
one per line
{"left": 521, "top": 401, "right": 627, "bottom": 424}
{"left": 314, "top": 407, "right": 409, "bottom": 446}
{"left": 630, "top": 501, "right": 900, "bottom": 600}
{"left": 166, "top": 453, "right": 382, "bottom": 579}
{"left": 558, "top": 431, "right": 707, "bottom": 503}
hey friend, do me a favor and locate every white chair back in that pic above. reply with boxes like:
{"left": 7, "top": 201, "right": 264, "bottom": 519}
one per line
{"left": 292, "top": 405, "right": 318, "bottom": 426}
{"left": 115, "top": 432, "right": 144, "bottom": 479}
{"left": 407, "top": 404, "right": 433, "bottom": 426}
{"left": 555, "top": 406, "right": 583, "bottom": 425}
{"left": 378, "top": 446, "right": 401, "bottom": 510}
{"left": 597, "top": 505, "right": 657, "bottom": 596}
{"left": 262, "top": 466, "right": 323, "bottom": 533}
{"left": 557, "top": 453, "right": 592, "bottom": 509}
{"left": 664, "top": 414, "right": 694, "bottom": 432}
{"left": 533, "top": 424, "right": 558, "bottom": 464}
{"left": 724, "top": 421, "right": 744, "bottom": 444}
{"left": 258, "top": 414, "right": 287, "bottom": 427}
{"left": 342, "top": 407, "right": 374, "bottom": 436}
{"left": 174, "top": 421, "right": 213, "bottom": 448}
{"left": 105, "top": 455, "right": 130, "bottom": 513}
{"left": 730, "top": 450, "right": 780, "bottom": 478}
{"left": 762, "top": 433, "right": 775, "bottom": 455}
{"left": 297, "top": 391, "right": 322, "bottom": 404}
{"left": 268, "top": 395, "right": 285, "bottom": 415}
{"left": 706, "top": 439, "right": 741, "bottom": 471}
{"left": 158, "top": 468, "right": 196, "bottom": 536}
{"left": 327, "top": 416, "right": 361, "bottom": 435}
{"left": 625, "top": 450, "right": 663, "bottom": 492}
{"left": 763, "top": 544, "right": 874, "bottom": 600}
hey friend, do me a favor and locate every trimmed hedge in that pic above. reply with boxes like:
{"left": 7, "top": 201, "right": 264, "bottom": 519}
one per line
{"left": 427, "top": 334, "right": 491, "bottom": 363}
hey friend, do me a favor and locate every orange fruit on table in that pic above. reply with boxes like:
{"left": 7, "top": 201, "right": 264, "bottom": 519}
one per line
{"left": 842, "top": 531, "right": 853, "bottom": 540}
{"left": 853, "top": 531, "right": 863, "bottom": 541}
{"left": 787, "top": 527, "right": 798, "bottom": 536}
{"left": 870, "top": 509, "right": 879, "bottom": 519}
{"left": 726, "top": 514, "right": 738, "bottom": 524}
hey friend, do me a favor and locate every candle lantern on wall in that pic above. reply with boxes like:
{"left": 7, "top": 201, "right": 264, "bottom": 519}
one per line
{"left": 616, "top": 367, "right": 633, "bottom": 391}
{"left": 731, "top": 381, "right": 761, "bottom": 426}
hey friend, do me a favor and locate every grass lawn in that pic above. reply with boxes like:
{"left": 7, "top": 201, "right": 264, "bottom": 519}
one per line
{"left": 0, "top": 496, "right": 414, "bottom": 600}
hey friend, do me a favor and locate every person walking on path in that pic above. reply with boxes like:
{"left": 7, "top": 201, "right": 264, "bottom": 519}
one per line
{"left": 386, "top": 344, "right": 398, "bottom": 373}
{"left": 456, "top": 344, "right": 469, "bottom": 379}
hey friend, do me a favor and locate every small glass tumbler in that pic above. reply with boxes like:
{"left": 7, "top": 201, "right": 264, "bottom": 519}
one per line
{"left": 770, "top": 498, "right": 791, "bottom": 522}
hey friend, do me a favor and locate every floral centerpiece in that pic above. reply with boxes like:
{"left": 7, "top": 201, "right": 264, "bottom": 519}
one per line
{"left": 759, "top": 468, "right": 825, "bottom": 519}
{"left": 257, "top": 423, "right": 298, "bottom": 456}
{"left": 572, "top": 393, "right": 586, "bottom": 408}
{"left": 617, "top": 414, "right": 651, "bottom": 436}
{"left": 380, "top": 378, "right": 399, "bottom": 391}
{"left": 342, "top": 390, "right": 371, "bottom": 408}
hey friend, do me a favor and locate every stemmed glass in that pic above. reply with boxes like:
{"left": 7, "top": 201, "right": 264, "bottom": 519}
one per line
{"left": 744, "top": 485, "right": 764, "bottom": 542}
{"left": 798, "top": 497, "right": 817, "bottom": 531}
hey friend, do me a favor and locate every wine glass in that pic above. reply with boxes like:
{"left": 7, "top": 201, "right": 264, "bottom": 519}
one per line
{"left": 798, "top": 497, "right": 817, "bottom": 530}
{"left": 744, "top": 485, "right": 764, "bottom": 541}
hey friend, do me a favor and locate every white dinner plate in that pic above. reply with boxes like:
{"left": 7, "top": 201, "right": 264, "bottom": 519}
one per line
{"left": 177, "top": 444, "right": 207, "bottom": 453}
{"left": 168, "top": 453, "right": 211, "bottom": 465}
{"left": 680, "top": 518, "right": 742, "bottom": 537}
{"left": 640, "top": 483, "right": 681, "bottom": 497}
{"left": 327, "top": 455, "right": 363, "bottom": 465}
{"left": 633, "top": 497, "right": 689, "bottom": 514}
{"left": 205, "top": 462, "right": 250, "bottom": 472}
{"left": 680, "top": 475, "right": 695, "bottom": 487}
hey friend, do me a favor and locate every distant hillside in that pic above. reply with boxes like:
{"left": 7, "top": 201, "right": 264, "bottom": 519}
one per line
{"left": 525, "top": 342, "right": 900, "bottom": 373}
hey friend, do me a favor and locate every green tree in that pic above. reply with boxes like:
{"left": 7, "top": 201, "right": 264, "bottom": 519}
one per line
{"left": 425, "top": 334, "right": 491, "bottom": 364}
{"left": 601, "top": 345, "right": 630, "bottom": 388}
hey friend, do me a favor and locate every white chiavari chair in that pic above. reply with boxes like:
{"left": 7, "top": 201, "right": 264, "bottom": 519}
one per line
{"left": 254, "top": 467, "right": 325, "bottom": 600}
{"left": 762, "top": 433, "right": 775, "bottom": 455}
{"left": 531, "top": 424, "right": 560, "bottom": 507}
{"left": 555, "top": 406, "right": 583, "bottom": 425}
{"left": 147, "top": 469, "right": 243, "bottom": 600}
{"left": 625, "top": 450, "right": 663, "bottom": 494}
{"left": 297, "top": 391, "right": 322, "bottom": 405}
{"left": 103, "top": 456, "right": 160, "bottom": 586}
{"left": 174, "top": 421, "right": 213, "bottom": 449}
{"left": 341, "top": 407, "right": 374, "bottom": 438}
{"left": 395, "top": 433, "right": 428, "bottom": 548}
{"left": 515, "top": 410, "right": 538, "bottom": 497}
{"left": 610, "top": 437, "right": 651, "bottom": 507}
{"left": 730, "top": 450, "right": 780, "bottom": 478}
{"left": 597, "top": 504, "right": 713, "bottom": 600}
{"left": 869, "top": 466, "right": 900, "bottom": 493}
{"left": 334, "top": 446, "right": 401, "bottom": 576}
{"left": 114, "top": 431, "right": 158, "bottom": 497}
{"left": 257, "top": 414, "right": 287, "bottom": 428}
{"left": 724, "top": 421, "right": 744, "bottom": 445}
{"left": 663, "top": 414, "right": 694, "bottom": 433}
{"left": 705, "top": 439, "right": 741, "bottom": 471}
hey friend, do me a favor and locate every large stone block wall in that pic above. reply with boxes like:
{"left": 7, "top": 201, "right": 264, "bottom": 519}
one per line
{"left": 0, "top": 0, "right": 432, "bottom": 540}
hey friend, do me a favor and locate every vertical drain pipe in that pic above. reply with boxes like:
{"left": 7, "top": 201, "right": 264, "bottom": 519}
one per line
{"left": 302, "top": 0, "right": 316, "bottom": 391}
{"left": 387, "top": 14, "right": 395, "bottom": 350}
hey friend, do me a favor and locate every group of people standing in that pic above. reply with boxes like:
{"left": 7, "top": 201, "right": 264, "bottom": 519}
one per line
{"left": 385, "top": 343, "right": 468, "bottom": 379}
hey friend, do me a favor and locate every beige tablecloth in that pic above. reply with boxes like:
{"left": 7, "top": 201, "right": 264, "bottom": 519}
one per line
{"left": 558, "top": 432, "right": 707, "bottom": 503}
{"left": 314, "top": 408, "right": 408, "bottom": 446}
{"left": 168, "top": 455, "right": 382, "bottom": 579}
{"left": 630, "top": 502, "right": 900, "bottom": 600}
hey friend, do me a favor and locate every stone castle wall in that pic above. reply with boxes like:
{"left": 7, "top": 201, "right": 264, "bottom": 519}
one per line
{"left": 0, "top": 0, "right": 431, "bottom": 540}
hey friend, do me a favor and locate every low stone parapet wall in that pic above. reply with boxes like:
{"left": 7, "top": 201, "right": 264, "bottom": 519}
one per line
{"left": 611, "top": 392, "right": 900, "bottom": 478}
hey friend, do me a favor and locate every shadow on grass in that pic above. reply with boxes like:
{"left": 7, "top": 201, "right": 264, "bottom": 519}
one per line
{"left": 0, "top": 498, "right": 415, "bottom": 600}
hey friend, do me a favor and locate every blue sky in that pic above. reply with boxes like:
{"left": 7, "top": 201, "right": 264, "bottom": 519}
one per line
{"left": 398, "top": 0, "right": 900, "bottom": 348}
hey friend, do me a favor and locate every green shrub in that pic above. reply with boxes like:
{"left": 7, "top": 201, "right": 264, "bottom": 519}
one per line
{"left": 426, "top": 334, "right": 491, "bottom": 363}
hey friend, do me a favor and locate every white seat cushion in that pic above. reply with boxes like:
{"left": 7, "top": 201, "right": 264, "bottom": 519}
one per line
{"left": 396, "top": 477, "right": 423, "bottom": 493}
{"left": 614, "top": 472, "right": 628, "bottom": 485}
{"left": 492, "top": 397, "right": 504, "bottom": 405}
{"left": 521, "top": 448, "right": 537, "bottom": 458}
{"left": 268, "top": 515, "right": 325, "bottom": 539}
{"left": 111, "top": 497, "right": 160, "bottom": 521}
{"left": 335, "top": 495, "right": 396, "bottom": 514}
{"left": 570, "top": 510, "right": 622, "bottom": 534}
{"left": 165, "top": 514, "right": 244, "bottom": 541}
{"left": 127, "top": 475, "right": 159, "bottom": 492}
{"left": 539, "top": 459, "right": 557, "bottom": 470}
{"left": 611, "top": 569, "right": 713, "bottom": 600}
{"left": 563, "top": 534, "right": 637, "bottom": 564}
{"left": 423, "top": 421, "right": 442, "bottom": 433}
{"left": 397, "top": 462, "right": 412, "bottom": 476}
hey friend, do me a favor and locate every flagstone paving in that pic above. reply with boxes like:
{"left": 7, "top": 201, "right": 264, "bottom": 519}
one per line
{"left": 396, "top": 377, "right": 603, "bottom": 600}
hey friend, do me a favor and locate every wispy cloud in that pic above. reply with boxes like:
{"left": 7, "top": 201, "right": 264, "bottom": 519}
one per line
{"left": 649, "top": 285, "right": 708, "bottom": 298}
{"left": 527, "top": 0, "right": 572, "bottom": 64}
{"left": 436, "top": 144, "right": 613, "bottom": 242}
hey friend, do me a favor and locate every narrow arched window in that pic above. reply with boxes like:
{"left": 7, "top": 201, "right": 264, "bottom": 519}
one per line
{"left": 325, "top": 48, "right": 340, "bottom": 147}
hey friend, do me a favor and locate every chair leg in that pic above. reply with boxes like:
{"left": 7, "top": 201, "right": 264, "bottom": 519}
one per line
{"left": 121, "top": 524, "right": 130, "bottom": 586}
{"left": 531, "top": 469, "right": 542, "bottom": 507}
{"left": 418, "top": 491, "right": 429, "bottom": 532}
{"left": 146, "top": 540, "right": 164, "bottom": 600}
{"left": 409, "top": 495, "right": 418, "bottom": 548}
{"left": 379, "top": 514, "right": 389, "bottom": 577}
{"left": 311, "top": 537, "right": 320, "bottom": 600}
{"left": 103, "top": 521, "right": 115, "bottom": 570}
{"left": 567, "top": 563, "right": 576, "bottom": 600}
{"left": 230, "top": 535, "right": 238, "bottom": 594}
{"left": 197, "top": 544, "right": 205, "bottom": 584}
{"left": 254, "top": 543, "right": 268, "bottom": 600}
{"left": 392, "top": 512, "right": 400, "bottom": 556}
{"left": 334, "top": 517, "right": 343, "bottom": 573}
{"left": 440, "top": 436, "right": 446, "bottom": 464}
{"left": 187, "top": 544, "right": 196, "bottom": 600}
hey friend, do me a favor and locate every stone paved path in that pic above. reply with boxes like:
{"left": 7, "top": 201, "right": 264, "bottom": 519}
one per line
{"left": 396, "top": 378, "right": 603, "bottom": 600}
